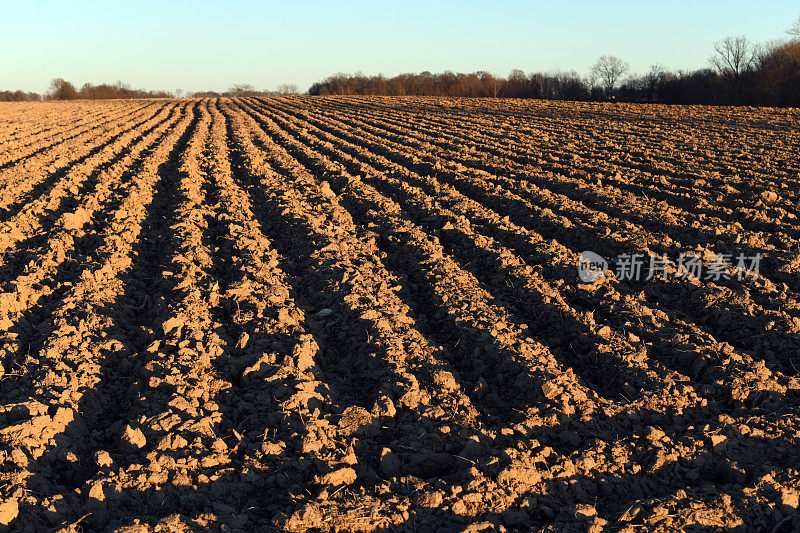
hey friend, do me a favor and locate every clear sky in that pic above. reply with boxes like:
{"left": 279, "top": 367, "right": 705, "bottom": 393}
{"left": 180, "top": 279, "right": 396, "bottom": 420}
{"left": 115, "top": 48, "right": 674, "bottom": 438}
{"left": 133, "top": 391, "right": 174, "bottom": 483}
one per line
{"left": 1, "top": 0, "right": 797, "bottom": 94}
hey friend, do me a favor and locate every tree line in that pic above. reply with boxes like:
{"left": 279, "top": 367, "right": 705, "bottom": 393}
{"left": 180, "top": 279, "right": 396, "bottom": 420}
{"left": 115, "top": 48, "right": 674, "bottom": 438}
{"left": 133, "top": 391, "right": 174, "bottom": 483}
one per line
{"left": 46, "top": 79, "right": 175, "bottom": 100}
{"left": 0, "top": 90, "right": 43, "bottom": 102}
{"left": 0, "top": 80, "right": 301, "bottom": 101}
{"left": 189, "top": 83, "right": 299, "bottom": 98}
{"left": 0, "top": 79, "right": 176, "bottom": 101}
{"left": 309, "top": 19, "right": 800, "bottom": 107}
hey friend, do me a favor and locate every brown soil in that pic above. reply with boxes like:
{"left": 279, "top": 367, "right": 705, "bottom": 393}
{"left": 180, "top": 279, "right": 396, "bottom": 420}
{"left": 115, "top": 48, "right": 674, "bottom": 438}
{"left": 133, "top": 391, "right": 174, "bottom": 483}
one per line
{"left": 0, "top": 96, "right": 799, "bottom": 532}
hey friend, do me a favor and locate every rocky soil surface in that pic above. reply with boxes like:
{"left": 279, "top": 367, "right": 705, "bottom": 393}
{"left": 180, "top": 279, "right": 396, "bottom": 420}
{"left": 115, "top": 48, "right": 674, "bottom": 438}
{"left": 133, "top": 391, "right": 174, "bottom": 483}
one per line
{"left": 0, "top": 96, "right": 799, "bottom": 531}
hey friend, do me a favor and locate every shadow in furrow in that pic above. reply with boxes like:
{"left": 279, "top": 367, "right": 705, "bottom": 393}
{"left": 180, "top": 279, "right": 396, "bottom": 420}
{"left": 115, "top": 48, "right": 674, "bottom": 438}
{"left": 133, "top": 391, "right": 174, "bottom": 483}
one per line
{"left": 0, "top": 103, "right": 178, "bottom": 225}
{"left": 220, "top": 106, "right": 390, "bottom": 411}
{"left": 0, "top": 104, "right": 183, "bottom": 286}
{"left": 0, "top": 103, "right": 158, "bottom": 174}
{"left": 9, "top": 104, "right": 201, "bottom": 521}
{"left": 0, "top": 107, "right": 192, "bottom": 399}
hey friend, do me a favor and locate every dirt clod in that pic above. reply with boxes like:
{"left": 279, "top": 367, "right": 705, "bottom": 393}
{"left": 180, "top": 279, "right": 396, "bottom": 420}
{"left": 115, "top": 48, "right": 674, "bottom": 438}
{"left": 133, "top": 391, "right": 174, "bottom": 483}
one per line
{"left": 121, "top": 425, "right": 146, "bottom": 450}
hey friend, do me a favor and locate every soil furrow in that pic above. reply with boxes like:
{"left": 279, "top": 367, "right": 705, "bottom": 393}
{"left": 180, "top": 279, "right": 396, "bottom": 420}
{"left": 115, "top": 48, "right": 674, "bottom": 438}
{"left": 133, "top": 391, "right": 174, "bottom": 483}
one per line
{"left": 252, "top": 98, "right": 800, "bottom": 380}
{"left": 0, "top": 102, "right": 199, "bottom": 529}
{"left": 0, "top": 102, "right": 155, "bottom": 173}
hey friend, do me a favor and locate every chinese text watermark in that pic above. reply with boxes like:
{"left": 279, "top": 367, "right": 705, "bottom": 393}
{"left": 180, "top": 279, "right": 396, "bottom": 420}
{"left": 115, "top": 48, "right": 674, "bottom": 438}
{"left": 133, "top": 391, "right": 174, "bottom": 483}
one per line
{"left": 578, "top": 251, "right": 761, "bottom": 283}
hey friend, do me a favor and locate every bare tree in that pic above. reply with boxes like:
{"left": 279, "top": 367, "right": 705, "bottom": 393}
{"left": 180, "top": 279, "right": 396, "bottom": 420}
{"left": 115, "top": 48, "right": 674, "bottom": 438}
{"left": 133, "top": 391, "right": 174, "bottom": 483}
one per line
{"left": 229, "top": 83, "right": 257, "bottom": 97}
{"left": 46, "top": 78, "right": 78, "bottom": 100}
{"left": 710, "top": 35, "right": 759, "bottom": 103}
{"left": 590, "top": 55, "right": 629, "bottom": 97}
{"left": 475, "top": 72, "right": 502, "bottom": 98}
{"left": 711, "top": 35, "right": 758, "bottom": 78}
{"left": 506, "top": 69, "right": 528, "bottom": 97}
{"left": 276, "top": 83, "right": 298, "bottom": 95}
{"left": 642, "top": 64, "right": 668, "bottom": 102}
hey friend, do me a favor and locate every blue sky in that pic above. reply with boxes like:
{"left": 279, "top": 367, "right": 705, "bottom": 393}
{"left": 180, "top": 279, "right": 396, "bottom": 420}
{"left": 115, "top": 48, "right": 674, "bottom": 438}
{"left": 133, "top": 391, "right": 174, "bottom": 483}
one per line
{"left": 1, "top": 0, "right": 797, "bottom": 93}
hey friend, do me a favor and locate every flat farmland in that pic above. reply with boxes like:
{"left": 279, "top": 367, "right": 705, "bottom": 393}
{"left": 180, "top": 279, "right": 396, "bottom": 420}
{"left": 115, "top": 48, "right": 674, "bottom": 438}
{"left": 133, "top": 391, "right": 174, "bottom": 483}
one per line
{"left": 0, "top": 96, "right": 799, "bottom": 531}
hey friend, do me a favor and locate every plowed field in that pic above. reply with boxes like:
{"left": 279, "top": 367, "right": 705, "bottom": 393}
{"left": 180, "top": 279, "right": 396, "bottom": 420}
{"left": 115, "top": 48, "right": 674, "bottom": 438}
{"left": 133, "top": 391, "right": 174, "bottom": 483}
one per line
{"left": 1, "top": 97, "right": 799, "bottom": 532}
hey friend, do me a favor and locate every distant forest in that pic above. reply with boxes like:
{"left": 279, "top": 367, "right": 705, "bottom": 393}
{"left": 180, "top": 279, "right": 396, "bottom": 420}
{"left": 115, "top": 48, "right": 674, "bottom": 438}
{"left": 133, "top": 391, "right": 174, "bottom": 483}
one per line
{"left": 0, "top": 79, "right": 176, "bottom": 102}
{"left": 308, "top": 30, "right": 800, "bottom": 107}
{"left": 0, "top": 80, "right": 299, "bottom": 102}
{"left": 3, "top": 19, "right": 798, "bottom": 107}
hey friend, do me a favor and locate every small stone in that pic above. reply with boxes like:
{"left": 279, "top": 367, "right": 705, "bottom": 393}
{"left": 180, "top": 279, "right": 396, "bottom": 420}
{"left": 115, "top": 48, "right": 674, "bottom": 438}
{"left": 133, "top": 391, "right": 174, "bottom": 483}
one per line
{"left": 415, "top": 491, "right": 444, "bottom": 508}
{"left": 95, "top": 450, "right": 113, "bottom": 468}
{"left": 337, "top": 406, "right": 373, "bottom": 436}
{"left": 434, "top": 371, "right": 458, "bottom": 391}
{"left": 781, "top": 488, "right": 799, "bottom": 512}
{"left": 645, "top": 426, "right": 666, "bottom": 442}
{"left": 709, "top": 434, "right": 727, "bottom": 452}
{"left": 319, "top": 181, "right": 337, "bottom": 199}
{"left": 761, "top": 190, "right": 779, "bottom": 204}
{"left": 121, "top": 425, "right": 146, "bottom": 450}
{"left": 319, "top": 467, "right": 357, "bottom": 486}
{"left": 261, "top": 442, "right": 284, "bottom": 456}
{"left": 88, "top": 482, "right": 105, "bottom": 502}
{"left": 161, "top": 316, "right": 184, "bottom": 335}
{"left": 575, "top": 504, "right": 597, "bottom": 519}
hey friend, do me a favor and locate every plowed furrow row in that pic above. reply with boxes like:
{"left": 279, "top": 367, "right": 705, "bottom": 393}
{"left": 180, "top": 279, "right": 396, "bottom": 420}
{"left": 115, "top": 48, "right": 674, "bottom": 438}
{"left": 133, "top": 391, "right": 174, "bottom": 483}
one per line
{"left": 0, "top": 103, "right": 130, "bottom": 150}
{"left": 239, "top": 99, "right": 794, "bottom": 402}
{"left": 0, "top": 100, "right": 189, "bottom": 350}
{"left": 0, "top": 101, "right": 141, "bottom": 155}
{"left": 0, "top": 101, "right": 174, "bottom": 227}
{"left": 0, "top": 101, "right": 180, "bottom": 261}
{"left": 220, "top": 102, "right": 532, "bottom": 529}
{"left": 221, "top": 101, "right": 643, "bottom": 531}
{"left": 222, "top": 103, "right": 485, "bottom": 429}
{"left": 232, "top": 100, "right": 611, "bottom": 417}
{"left": 255, "top": 99, "right": 800, "bottom": 379}
{"left": 335, "top": 95, "right": 800, "bottom": 152}
{"left": 291, "top": 102, "right": 800, "bottom": 360}
{"left": 37, "top": 102, "right": 238, "bottom": 527}
{"left": 275, "top": 98, "right": 800, "bottom": 286}
{"left": 0, "top": 101, "right": 155, "bottom": 173}
{"left": 226, "top": 99, "right": 789, "bottom": 531}
{"left": 0, "top": 103, "right": 199, "bottom": 528}
{"left": 2, "top": 96, "right": 799, "bottom": 532}
{"left": 237, "top": 101, "right": 662, "bottom": 400}
{"left": 304, "top": 98, "right": 799, "bottom": 241}
{"left": 305, "top": 97, "right": 800, "bottom": 241}
{"left": 321, "top": 97, "right": 800, "bottom": 193}
{"left": 246, "top": 104, "right": 798, "bottom": 509}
